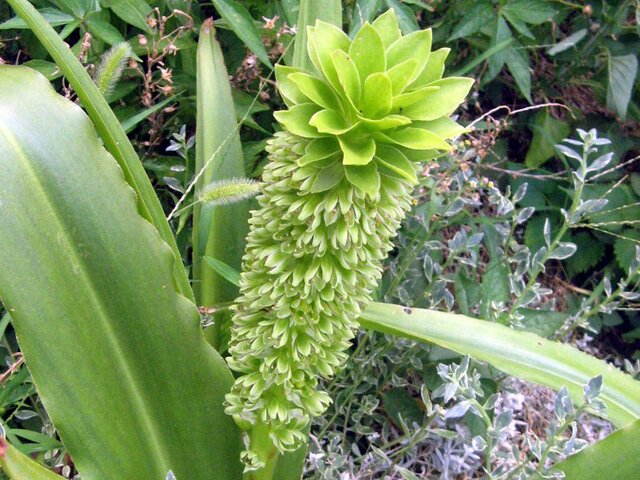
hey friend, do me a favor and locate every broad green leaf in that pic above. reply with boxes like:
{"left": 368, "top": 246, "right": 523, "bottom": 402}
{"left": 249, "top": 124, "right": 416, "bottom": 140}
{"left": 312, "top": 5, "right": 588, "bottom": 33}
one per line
{"left": 290, "top": 72, "right": 341, "bottom": 111}
{"left": 194, "top": 20, "right": 249, "bottom": 350}
{"left": 100, "top": 0, "right": 152, "bottom": 33}
{"left": 607, "top": 54, "right": 638, "bottom": 120}
{"left": 614, "top": 229, "right": 640, "bottom": 274}
{"left": 345, "top": 162, "right": 381, "bottom": 196}
{"left": 501, "top": 11, "right": 534, "bottom": 39}
{"left": 362, "top": 72, "right": 393, "bottom": 118}
{"left": 0, "top": 8, "right": 73, "bottom": 29}
{"left": 7, "top": 0, "right": 193, "bottom": 301}
{"left": 378, "top": 128, "right": 451, "bottom": 151}
{"left": 501, "top": 0, "right": 556, "bottom": 25}
{"left": 23, "top": 59, "right": 62, "bottom": 80}
{"left": 371, "top": 8, "right": 401, "bottom": 47}
{"left": 293, "top": 0, "right": 342, "bottom": 71}
{"left": 274, "top": 103, "right": 323, "bottom": 137}
{"left": 50, "top": 0, "right": 98, "bottom": 18}
{"left": 525, "top": 110, "right": 570, "bottom": 168}
{"left": 456, "top": 38, "right": 514, "bottom": 78}
{"left": 331, "top": 50, "right": 361, "bottom": 106}
{"left": 505, "top": 44, "right": 532, "bottom": 103}
{"left": 0, "top": 439, "right": 64, "bottom": 479}
{"left": 481, "top": 258, "right": 510, "bottom": 319}
{"left": 409, "top": 47, "right": 449, "bottom": 88}
{"left": 517, "top": 309, "right": 568, "bottom": 338}
{"left": 360, "top": 303, "right": 640, "bottom": 427}
{"left": 0, "top": 66, "right": 242, "bottom": 480}
{"left": 86, "top": 18, "right": 124, "bottom": 45}
{"left": 383, "top": 388, "right": 423, "bottom": 426}
{"left": 566, "top": 231, "right": 605, "bottom": 277}
{"left": 402, "top": 77, "right": 474, "bottom": 121}
{"left": 211, "top": 0, "right": 273, "bottom": 68}
{"left": 349, "top": 23, "right": 386, "bottom": 81}
{"left": 375, "top": 145, "right": 417, "bottom": 183}
{"left": 447, "top": 0, "right": 494, "bottom": 41}
{"left": 339, "top": 134, "right": 377, "bottom": 165}
{"left": 549, "top": 419, "right": 640, "bottom": 479}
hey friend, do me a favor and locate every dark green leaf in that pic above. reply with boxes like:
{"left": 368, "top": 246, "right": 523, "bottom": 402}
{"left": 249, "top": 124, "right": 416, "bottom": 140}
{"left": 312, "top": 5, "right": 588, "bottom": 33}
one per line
{"left": 204, "top": 257, "right": 241, "bottom": 287}
{"left": 100, "top": 0, "right": 152, "bottom": 33}
{"left": 517, "top": 309, "right": 568, "bottom": 338}
{"left": 525, "top": 110, "right": 570, "bottom": 168}
{"left": 383, "top": 388, "right": 423, "bottom": 426}
{"left": 501, "top": 0, "right": 556, "bottom": 25}
{"left": 212, "top": 0, "right": 273, "bottom": 68}
{"left": 607, "top": 54, "right": 638, "bottom": 120}
{"left": 0, "top": 8, "right": 73, "bottom": 29}
{"left": 447, "top": 0, "right": 494, "bottom": 41}
{"left": 384, "top": 0, "right": 418, "bottom": 34}
{"left": 505, "top": 44, "right": 531, "bottom": 103}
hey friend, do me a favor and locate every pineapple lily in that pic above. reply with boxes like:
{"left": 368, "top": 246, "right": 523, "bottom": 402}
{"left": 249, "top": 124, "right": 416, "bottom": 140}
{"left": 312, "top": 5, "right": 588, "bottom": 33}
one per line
{"left": 225, "top": 9, "right": 473, "bottom": 471}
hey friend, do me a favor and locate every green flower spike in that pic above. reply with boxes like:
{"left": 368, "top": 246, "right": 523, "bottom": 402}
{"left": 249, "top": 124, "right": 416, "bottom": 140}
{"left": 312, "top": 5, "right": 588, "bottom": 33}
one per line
{"left": 225, "top": 9, "right": 473, "bottom": 469}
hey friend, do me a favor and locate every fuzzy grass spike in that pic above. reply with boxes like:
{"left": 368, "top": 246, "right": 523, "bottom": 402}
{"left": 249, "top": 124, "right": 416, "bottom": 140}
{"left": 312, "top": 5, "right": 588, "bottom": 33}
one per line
{"left": 225, "top": 9, "right": 473, "bottom": 469}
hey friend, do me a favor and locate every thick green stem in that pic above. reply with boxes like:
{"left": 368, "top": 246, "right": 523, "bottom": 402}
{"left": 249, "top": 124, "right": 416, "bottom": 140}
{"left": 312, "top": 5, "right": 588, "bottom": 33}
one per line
{"left": 244, "top": 424, "right": 279, "bottom": 480}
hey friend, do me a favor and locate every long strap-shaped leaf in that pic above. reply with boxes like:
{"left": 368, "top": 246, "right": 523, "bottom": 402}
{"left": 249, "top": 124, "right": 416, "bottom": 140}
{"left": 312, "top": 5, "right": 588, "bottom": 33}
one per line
{"left": 547, "top": 419, "right": 640, "bottom": 479}
{"left": 360, "top": 303, "right": 640, "bottom": 427}
{"left": 6, "top": 0, "right": 193, "bottom": 302}
{"left": 0, "top": 66, "right": 242, "bottom": 480}
{"left": 194, "top": 19, "right": 248, "bottom": 347}
{"left": 0, "top": 439, "right": 64, "bottom": 480}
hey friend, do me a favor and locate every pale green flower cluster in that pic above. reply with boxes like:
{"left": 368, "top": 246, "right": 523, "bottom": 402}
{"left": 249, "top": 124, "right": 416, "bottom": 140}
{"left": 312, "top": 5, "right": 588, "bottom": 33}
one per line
{"left": 225, "top": 9, "right": 472, "bottom": 467}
